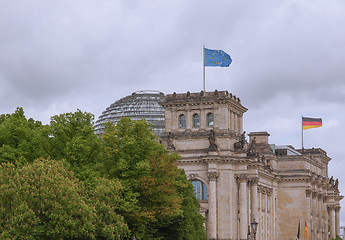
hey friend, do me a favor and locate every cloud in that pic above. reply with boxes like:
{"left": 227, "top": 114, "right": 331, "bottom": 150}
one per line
{"left": 1, "top": 0, "right": 345, "bottom": 222}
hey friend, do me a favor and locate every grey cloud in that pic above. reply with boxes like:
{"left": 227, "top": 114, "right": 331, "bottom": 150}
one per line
{"left": 1, "top": 0, "right": 345, "bottom": 223}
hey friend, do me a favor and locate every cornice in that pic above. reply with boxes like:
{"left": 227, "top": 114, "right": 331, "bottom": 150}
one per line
{"left": 258, "top": 169, "right": 277, "bottom": 181}
{"left": 277, "top": 153, "right": 325, "bottom": 169}
{"left": 161, "top": 129, "right": 238, "bottom": 139}
{"left": 177, "top": 155, "right": 250, "bottom": 165}
{"left": 277, "top": 175, "right": 311, "bottom": 182}
{"left": 162, "top": 90, "right": 248, "bottom": 113}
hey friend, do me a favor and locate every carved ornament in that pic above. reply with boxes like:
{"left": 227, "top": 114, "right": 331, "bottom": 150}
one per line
{"left": 249, "top": 177, "right": 259, "bottom": 185}
{"left": 305, "top": 188, "right": 312, "bottom": 197}
{"left": 257, "top": 185, "right": 272, "bottom": 196}
{"left": 312, "top": 191, "right": 318, "bottom": 199}
{"left": 335, "top": 206, "right": 341, "bottom": 212}
{"left": 266, "top": 188, "right": 272, "bottom": 196}
{"left": 236, "top": 174, "right": 247, "bottom": 183}
{"left": 327, "top": 205, "right": 335, "bottom": 211}
{"left": 188, "top": 173, "right": 199, "bottom": 180}
{"left": 207, "top": 171, "right": 219, "bottom": 181}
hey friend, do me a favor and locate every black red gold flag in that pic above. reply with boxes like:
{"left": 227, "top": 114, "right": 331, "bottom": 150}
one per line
{"left": 305, "top": 222, "right": 309, "bottom": 240}
{"left": 302, "top": 117, "right": 322, "bottom": 130}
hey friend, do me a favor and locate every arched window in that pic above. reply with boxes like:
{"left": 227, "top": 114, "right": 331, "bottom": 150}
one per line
{"left": 191, "top": 180, "right": 207, "bottom": 200}
{"left": 207, "top": 113, "right": 214, "bottom": 127}
{"left": 179, "top": 114, "right": 186, "bottom": 128}
{"left": 193, "top": 113, "right": 200, "bottom": 128}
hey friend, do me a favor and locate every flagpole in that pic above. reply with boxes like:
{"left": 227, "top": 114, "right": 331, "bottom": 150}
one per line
{"left": 301, "top": 116, "right": 304, "bottom": 150}
{"left": 203, "top": 45, "right": 205, "bottom": 92}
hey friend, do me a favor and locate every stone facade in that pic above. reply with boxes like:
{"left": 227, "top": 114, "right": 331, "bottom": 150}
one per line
{"left": 160, "top": 90, "right": 343, "bottom": 240}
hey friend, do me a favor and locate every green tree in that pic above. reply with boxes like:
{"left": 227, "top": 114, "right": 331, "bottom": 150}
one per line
{"left": 0, "top": 159, "right": 129, "bottom": 240}
{"left": 100, "top": 118, "right": 207, "bottom": 239}
{"left": 332, "top": 235, "right": 342, "bottom": 240}
{"left": 87, "top": 177, "right": 130, "bottom": 240}
{"left": 157, "top": 170, "right": 208, "bottom": 240}
{"left": 0, "top": 108, "right": 206, "bottom": 239}
{"left": 48, "top": 110, "right": 101, "bottom": 181}
{"left": 0, "top": 107, "right": 50, "bottom": 165}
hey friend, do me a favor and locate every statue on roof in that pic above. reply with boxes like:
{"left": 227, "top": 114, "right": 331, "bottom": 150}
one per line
{"left": 247, "top": 137, "right": 257, "bottom": 156}
{"left": 234, "top": 131, "right": 246, "bottom": 151}
{"left": 166, "top": 132, "right": 175, "bottom": 150}
{"left": 335, "top": 179, "right": 339, "bottom": 190}
{"left": 208, "top": 129, "right": 218, "bottom": 151}
{"left": 329, "top": 176, "right": 334, "bottom": 185}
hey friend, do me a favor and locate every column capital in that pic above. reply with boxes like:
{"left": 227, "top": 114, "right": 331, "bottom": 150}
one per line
{"left": 207, "top": 171, "right": 219, "bottom": 181}
{"left": 236, "top": 174, "right": 248, "bottom": 183}
{"left": 267, "top": 188, "right": 272, "bottom": 196}
{"left": 257, "top": 185, "right": 273, "bottom": 196}
{"left": 327, "top": 205, "right": 335, "bottom": 211}
{"left": 335, "top": 206, "right": 341, "bottom": 212}
{"left": 306, "top": 188, "right": 312, "bottom": 197}
{"left": 249, "top": 177, "right": 259, "bottom": 185}
{"left": 312, "top": 191, "right": 318, "bottom": 199}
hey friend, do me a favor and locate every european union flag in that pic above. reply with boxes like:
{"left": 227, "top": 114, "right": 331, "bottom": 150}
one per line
{"left": 204, "top": 48, "right": 232, "bottom": 67}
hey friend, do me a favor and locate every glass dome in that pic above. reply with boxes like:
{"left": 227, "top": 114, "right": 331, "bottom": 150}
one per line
{"left": 94, "top": 90, "right": 165, "bottom": 136}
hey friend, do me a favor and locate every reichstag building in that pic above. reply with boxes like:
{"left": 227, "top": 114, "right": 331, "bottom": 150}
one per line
{"left": 95, "top": 90, "right": 342, "bottom": 240}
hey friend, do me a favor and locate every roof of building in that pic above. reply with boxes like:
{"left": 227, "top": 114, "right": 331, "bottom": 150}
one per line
{"left": 94, "top": 90, "right": 165, "bottom": 136}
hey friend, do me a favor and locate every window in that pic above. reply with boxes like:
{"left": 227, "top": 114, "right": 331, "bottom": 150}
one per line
{"left": 207, "top": 113, "right": 214, "bottom": 127}
{"left": 193, "top": 113, "right": 200, "bottom": 128}
{"left": 191, "top": 180, "right": 207, "bottom": 200}
{"left": 179, "top": 114, "right": 186, "bottom": 128}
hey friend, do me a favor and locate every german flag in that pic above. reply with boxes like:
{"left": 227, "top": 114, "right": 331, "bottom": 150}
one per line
{"left": 302, "top": 117, "right": 322, "bottom": 130}
{"left": 305, "top": 222, "right": 309, "bottom": 240}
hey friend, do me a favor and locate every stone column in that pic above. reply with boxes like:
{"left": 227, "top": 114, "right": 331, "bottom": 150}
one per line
{"left": 207, "top": 171, "right": 219, "bottom": 240}
{"left": 317, "top": 194, "right": 322, "bottom": 239}
{"left": 230, "top": 112, "right": 234, "bottom": 131}
{"left": 201, "top": 109, "right": 206, "bottom": 129}
{"left": 305, "top": 188, "right": 312, "bottom": 239}
{"left": 328, "top": 205, "right": 335, "bottom": 239}
{"left": 322, "top": 196, "right": 328, "bottom": 240}
{"left": 237, "top": 174, "right": 248, "bottom": 240}
{"left": 312, "top": 191, "right": 317, "bottom": 240}
{"left": 249, "top": 177, "right": 259, "bottom": 222}
{"left": 335, "top": 206, "right": 341, "bottom": 237}
{"left": 267, "top": 188, "right": 273, "bottom": 240}
{"left": 234, "top": 114, "right": 238, "bottom": 133}
{"left": 239, "top": 114, "right": 243, "bottom": 134}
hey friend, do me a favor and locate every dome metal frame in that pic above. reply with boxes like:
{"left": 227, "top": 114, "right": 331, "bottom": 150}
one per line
{"left": 94, "top": 91, "right": 165, "bottom": 136}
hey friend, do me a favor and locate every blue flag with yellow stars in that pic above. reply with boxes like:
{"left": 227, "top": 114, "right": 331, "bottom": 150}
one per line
{"left": 204, "top": 48, "right": 232, "bottom": 67}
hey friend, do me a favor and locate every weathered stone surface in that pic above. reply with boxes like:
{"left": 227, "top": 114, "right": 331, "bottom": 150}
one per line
{"left": 160, "top": 90, "right": 342, "bottom": 240}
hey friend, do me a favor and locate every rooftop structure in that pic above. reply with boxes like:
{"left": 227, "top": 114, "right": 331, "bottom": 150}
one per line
{"left": 94, "top": 90, "right": 165, "bottom": 136}
{"left": 160, "top": 90, "right": 342, "bottom": 240}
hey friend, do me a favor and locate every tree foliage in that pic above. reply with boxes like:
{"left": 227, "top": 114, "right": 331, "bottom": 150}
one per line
{"left": 48, "top": 110, "right": 101, "bottom": 181}
{"left": 0, "top": 159, "right": 129, "bottom": 240}
{"left": 332, "top": 236, "right": 342, "bottom": 240}
{"left": 0, "top": 108, "right": 207, "bottom": 239}
{"left": 100, "top": 118, "right": 207, "bottom": 240}
{"left": 0, "top": 107, "right": 50, "bottom": 165}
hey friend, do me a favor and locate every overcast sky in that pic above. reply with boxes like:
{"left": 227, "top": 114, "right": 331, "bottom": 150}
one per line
{"left": 1, "top": 0, "right": 345, "bottom": 226}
